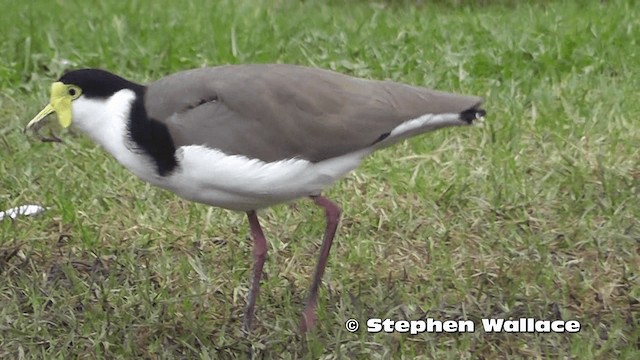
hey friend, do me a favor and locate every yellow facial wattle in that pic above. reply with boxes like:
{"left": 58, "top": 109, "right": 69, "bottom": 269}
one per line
{"left": 26, "top": 82, "right": 82, "bottom": 130}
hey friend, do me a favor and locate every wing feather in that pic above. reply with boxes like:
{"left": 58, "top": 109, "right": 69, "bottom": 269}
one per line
{"left": 144, "top": 64, "right": 482, "bottom": 162}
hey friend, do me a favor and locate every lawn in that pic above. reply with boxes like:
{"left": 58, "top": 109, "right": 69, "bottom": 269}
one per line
{"left": 1, "top": 0, "right": 639, "bottom": 358}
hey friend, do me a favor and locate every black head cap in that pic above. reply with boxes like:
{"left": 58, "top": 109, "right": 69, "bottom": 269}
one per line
{"left": 58, "top": 69, "right": 144, "bottom": 99}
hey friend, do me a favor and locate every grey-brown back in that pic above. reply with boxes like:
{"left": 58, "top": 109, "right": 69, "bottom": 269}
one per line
{"left": 144, "top": 64, "right": 482, "bottom": 162}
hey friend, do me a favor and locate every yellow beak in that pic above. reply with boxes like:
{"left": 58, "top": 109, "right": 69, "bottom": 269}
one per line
{"left": 26, "top": 82, "right": 73, "bottom": 130}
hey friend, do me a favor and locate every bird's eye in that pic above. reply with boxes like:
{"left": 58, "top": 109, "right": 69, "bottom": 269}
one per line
{"left": 67, "top": 86, "right": 81, "bottom": 99}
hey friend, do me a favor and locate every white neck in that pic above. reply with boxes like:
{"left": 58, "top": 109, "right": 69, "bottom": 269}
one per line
{"left": 71, "top": 89, "right": 157, "bottom": 182}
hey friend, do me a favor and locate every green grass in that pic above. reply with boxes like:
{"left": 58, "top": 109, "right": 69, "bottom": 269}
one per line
{"left": 1, "top": 0, "right": 639, "bottom": 358}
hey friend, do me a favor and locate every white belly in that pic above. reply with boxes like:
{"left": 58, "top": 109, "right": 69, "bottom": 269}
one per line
{"left": 157, "top": 145, "right": 371, "bottom": 211}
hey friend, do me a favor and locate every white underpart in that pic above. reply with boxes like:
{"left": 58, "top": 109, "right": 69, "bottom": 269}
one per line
{"left": 70, "top": 89, "right": 465, "bottom": 211}
{"left": 169, "top": 146, "right": 370, "bottom": 210}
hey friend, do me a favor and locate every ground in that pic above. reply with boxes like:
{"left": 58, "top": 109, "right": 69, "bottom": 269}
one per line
{"left": 1, "top": 0, "right": 639, "bottom": 358}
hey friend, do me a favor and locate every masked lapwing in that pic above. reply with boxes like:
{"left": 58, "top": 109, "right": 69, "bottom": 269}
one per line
{"left": 26, "top": 64, "right": 486, "bottom": 333}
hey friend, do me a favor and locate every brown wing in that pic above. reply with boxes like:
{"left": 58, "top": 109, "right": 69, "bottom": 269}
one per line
{"left": 144, "top": 64, "right": 482, "bottom": 162}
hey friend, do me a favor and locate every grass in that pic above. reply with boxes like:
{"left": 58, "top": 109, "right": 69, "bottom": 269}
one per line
{"left": 1, "top": 0, "right": 639, "bottom": 358}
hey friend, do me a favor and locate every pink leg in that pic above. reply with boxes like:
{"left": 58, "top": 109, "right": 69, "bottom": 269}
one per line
{"left": 242, "top": 210, "right": 268, "bottom": 334}
{"left": 299, "top": 195, "right": 341, "bottom": 332}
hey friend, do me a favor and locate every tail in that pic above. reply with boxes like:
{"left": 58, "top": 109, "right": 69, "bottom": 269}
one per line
{"left": 372, "top": 100, "right": 486, "bottom": 149}
{"left": 460, "top": 106, "right": 487, "bottom": 125}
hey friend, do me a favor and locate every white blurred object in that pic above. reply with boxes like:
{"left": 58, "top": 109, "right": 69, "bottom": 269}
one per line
{"left": 0, "top": 205, "right": 47, "bottom": 220}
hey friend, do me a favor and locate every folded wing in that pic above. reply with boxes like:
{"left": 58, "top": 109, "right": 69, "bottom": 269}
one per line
{"left": 145, "top": 64, "right": 483, "bottom": 163}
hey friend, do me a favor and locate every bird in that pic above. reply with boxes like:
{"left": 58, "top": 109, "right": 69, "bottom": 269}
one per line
{"left": 26, "top": 64, "right": 485, "bottom": 333}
